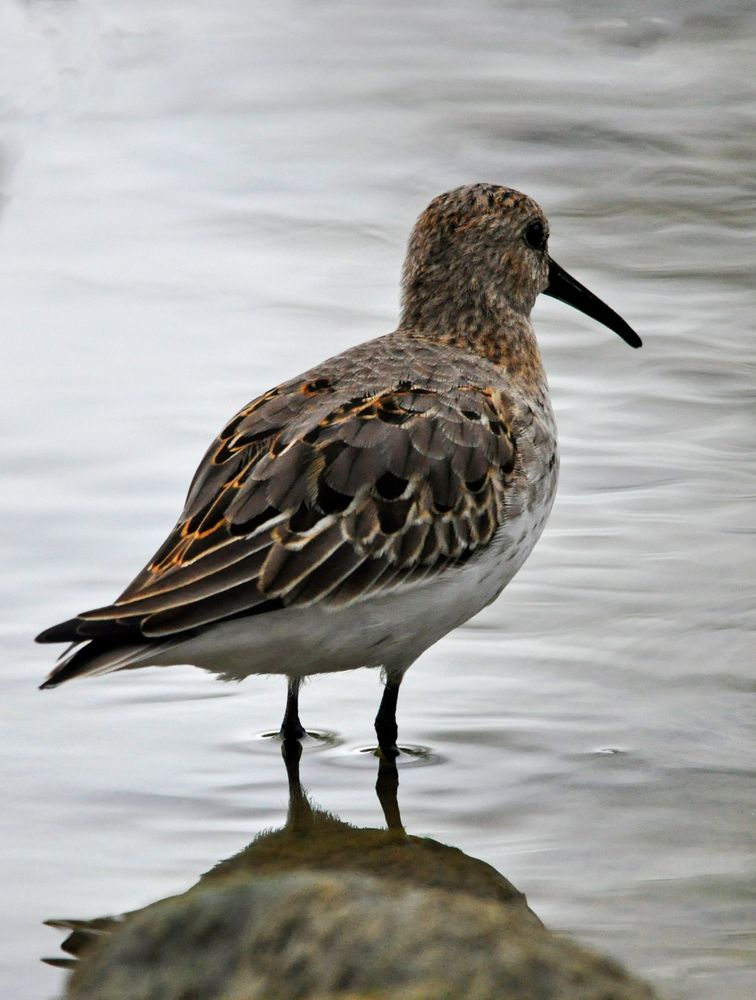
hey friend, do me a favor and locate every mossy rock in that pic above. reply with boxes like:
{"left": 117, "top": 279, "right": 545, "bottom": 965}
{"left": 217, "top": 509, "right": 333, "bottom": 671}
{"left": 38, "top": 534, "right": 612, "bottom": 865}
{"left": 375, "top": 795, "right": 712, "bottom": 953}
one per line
{"left": 65, "top": 870, "right": 659, "bottom": 1000}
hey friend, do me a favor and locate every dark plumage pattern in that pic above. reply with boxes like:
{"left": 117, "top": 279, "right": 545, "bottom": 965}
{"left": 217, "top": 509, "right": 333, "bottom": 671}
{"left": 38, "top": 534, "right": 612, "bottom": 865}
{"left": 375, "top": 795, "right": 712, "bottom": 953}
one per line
{"left": 37, "top": 334, "right": 525, "bottom": 648}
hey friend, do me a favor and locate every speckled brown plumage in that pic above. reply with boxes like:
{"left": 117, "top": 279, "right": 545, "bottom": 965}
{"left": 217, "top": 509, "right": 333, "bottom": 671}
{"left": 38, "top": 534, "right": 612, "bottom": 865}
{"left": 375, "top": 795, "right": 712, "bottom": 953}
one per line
{"left": 37, "top": 183, "right": 639, "bottom": 723}
{"left": 40, "top": 333, "right": 552, "bottom": 642}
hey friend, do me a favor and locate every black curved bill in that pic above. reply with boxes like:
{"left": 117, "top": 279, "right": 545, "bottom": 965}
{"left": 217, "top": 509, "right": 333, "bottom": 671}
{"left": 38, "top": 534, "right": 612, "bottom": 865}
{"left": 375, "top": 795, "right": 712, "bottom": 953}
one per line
{"left": 544, "top": 258, "right": 642, "bottom": 348}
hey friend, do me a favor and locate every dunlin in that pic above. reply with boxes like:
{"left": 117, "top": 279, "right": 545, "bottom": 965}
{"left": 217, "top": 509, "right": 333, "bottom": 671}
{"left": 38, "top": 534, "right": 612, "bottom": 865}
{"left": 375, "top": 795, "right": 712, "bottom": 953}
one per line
{"left": 37, "top": 185, "right": 640, "bottom": 754}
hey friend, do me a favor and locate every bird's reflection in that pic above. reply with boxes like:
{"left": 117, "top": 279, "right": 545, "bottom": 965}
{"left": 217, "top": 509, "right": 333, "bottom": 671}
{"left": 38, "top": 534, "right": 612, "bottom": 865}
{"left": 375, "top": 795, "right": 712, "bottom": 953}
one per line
{"left": 46, "top": 742, "right": 538, "bottom": 972}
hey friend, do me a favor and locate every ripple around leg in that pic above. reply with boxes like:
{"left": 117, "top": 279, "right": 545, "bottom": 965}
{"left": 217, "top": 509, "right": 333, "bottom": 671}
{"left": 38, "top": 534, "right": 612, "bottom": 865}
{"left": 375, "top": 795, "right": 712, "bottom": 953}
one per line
{"left": 255, "top": 729, "right": 345, "bottom": 752}
{"left": 325, "top": 743, "right": 446, "bottom": 769}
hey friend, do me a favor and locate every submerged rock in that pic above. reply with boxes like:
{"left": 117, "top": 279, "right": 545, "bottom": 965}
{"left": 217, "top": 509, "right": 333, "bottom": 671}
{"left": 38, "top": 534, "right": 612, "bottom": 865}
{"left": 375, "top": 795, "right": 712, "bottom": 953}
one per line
{"left": 52, "top": 748, "right": 660, "bottom": 1000}
{"left": 64, "top": 869, "right": 657, "bottom": 1000}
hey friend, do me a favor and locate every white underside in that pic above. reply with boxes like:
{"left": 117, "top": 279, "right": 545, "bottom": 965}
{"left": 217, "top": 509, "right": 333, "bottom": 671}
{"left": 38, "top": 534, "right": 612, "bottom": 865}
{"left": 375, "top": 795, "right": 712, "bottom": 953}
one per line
{"left": 92, "top": 503, "right": 551, "bottom": 684}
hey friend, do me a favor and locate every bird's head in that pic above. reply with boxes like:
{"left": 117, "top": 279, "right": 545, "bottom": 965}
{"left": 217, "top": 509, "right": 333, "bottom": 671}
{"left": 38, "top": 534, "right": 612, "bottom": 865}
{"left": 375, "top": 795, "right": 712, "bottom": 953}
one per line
{"left": 400, "top": 184, "right": 641, "bottom": 349}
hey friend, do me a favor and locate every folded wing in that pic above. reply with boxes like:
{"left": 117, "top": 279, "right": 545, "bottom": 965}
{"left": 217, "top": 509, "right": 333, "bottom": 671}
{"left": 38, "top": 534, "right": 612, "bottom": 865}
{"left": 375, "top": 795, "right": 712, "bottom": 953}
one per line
{"left": 37, "top": 376, "right": 517, "bottom": 645}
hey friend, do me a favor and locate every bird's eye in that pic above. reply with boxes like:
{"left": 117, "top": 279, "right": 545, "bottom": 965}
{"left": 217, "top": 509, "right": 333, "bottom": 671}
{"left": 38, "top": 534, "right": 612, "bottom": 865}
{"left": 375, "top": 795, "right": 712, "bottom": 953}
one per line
{"left": 523, "top": 220, "right": 548, "bottom": 252}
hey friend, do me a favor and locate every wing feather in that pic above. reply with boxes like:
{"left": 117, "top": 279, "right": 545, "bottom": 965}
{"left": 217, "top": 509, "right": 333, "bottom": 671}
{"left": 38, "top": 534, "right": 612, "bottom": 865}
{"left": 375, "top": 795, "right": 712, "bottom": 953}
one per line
{"left": 37, "top": 375, "right": 521, "bottom": 645}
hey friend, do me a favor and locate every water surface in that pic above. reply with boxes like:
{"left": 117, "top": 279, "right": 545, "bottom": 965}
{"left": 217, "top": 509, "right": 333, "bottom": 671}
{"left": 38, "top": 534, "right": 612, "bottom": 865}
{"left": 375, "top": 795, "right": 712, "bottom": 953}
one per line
{"left": 1, "top": 1, "right": 754, "bottom": 997}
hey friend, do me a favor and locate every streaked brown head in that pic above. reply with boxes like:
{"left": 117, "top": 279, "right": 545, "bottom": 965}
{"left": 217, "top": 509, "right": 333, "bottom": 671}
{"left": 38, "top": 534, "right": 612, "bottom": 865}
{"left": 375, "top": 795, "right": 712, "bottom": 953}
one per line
{"left": 400, "top": 183, "right": 640, "bottom": 350}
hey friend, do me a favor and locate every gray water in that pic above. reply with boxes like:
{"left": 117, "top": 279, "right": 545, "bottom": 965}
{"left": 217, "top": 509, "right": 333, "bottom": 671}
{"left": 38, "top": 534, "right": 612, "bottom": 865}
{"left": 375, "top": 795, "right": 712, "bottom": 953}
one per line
{"left": 1, "top": 1, "right": 754, "bottom": 997}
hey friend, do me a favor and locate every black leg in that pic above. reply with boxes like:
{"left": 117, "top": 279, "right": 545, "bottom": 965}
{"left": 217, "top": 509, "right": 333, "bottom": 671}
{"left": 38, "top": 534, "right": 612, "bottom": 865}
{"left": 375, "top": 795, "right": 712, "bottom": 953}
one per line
{"left": 280, "top": 677, "right": 306, "bottom": 741}
{"left": 375, "top": 676, "right": 401, "bottom": 758}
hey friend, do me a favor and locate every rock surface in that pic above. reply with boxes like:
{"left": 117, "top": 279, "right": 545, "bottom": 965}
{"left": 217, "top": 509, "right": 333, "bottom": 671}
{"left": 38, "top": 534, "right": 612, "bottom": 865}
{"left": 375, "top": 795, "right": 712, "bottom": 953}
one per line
{"left": 64, "top": 869, "right": 658, "bottom": 1000}
{"left": 53, "top": 751, "right": 661, "bottom": 1000}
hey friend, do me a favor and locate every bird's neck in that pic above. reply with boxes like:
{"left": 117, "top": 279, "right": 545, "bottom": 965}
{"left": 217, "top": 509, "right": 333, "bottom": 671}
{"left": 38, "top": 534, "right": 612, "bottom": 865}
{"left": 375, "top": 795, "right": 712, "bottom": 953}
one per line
{"left": 399, "top": 303, "right": 547, "bottom": 392}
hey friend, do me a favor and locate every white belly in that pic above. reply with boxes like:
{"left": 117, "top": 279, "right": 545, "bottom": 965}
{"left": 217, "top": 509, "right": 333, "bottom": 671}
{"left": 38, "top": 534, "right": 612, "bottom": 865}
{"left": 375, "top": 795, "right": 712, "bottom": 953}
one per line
{"left": 145, "top": 497, "right": 552, "bottom": 683}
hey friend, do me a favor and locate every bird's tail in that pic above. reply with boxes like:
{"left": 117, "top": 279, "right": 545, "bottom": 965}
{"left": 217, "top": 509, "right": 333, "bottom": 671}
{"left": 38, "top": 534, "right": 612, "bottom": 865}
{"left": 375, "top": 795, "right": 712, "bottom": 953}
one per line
{"left": 38, "top": 638, "right": 173, "bottom": 689}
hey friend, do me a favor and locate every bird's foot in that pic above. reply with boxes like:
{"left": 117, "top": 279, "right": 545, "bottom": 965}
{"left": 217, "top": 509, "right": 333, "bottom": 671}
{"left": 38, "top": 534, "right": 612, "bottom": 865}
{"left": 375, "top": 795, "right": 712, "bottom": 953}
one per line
{"left": 280, "top": 719, "right": 306, "bottom": 742}
{"left": 377, "top": 741, "right": 400, "bottom": 760}
{"left": 375, "top": 719, "right": 399, "bottom": 759}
